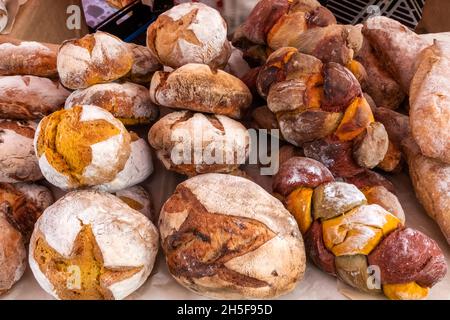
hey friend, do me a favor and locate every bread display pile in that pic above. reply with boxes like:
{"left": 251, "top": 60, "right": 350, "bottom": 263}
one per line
{"left": 0, "top": 0, "right": 449, "bottom": 300}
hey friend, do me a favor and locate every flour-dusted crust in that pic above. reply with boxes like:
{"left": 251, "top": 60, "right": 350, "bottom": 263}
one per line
{"left": 0, "top": 76, "right": 70, "bottom": 120}
{"left": 362, "top": 16, "right": 429, "bottom": 94}
{"left": 34, "top": 105, "right": 131, "bottom": 190}
{"left": 149, "top": 111, "right": 250, "bottom": 176}
{"left": 57, "top": 32, "right": 133, "bottom": 90}
{"left": 115, "top": 186, "right": 154, "bottom": 222}
{"left": 403, "top": 139, "right": 450, "bottom": 245}
{"left": 65, "top": 82, "right": 159, "bottom": 125}
{"left": 0, "top": 2, "right": 7, "bottom": 33}
{"left": 160, "top": 173, "right": 305, "bottom": 299}
{"left": 146, "top": 2, "right": 231, "bottom": 69}
{"left": 0, "top": 205, "right": 26, "bottom": 295}
{"left": 0, "top": 120, "right": 42, "bottom": 183}
{"left": 0, "top": 39, "right": 57, "bottom": 77}
{"left": 150, "top": 64, "right": 252, "bottom": 119}
{"left": 124, "top": 43, "right": 162, "bottom": 84}
{"left": 409, "top": 41, "right": 450, "bottom": 164}
{"left": 95, "top": 137, "right": 153, "bottom": 192}
{"left": 29, "top": 190, "right": 159, "bottom": 300}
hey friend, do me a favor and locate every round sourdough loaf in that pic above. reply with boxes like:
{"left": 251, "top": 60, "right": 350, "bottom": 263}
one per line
{"left": 149, "top": 111, "right": 249, "bottom": 176}
{"left": 150, "top": 64, "right": 252, "bottom": 119}
{"left": 57, "top": 32, "right": 133, "bottom": 90}
{"left": 146, "top": 2, "right": 231, "bottom": 69}
{"left": 159, "top": 173, "right": 306, "bottom": 299}
{"left": 29, "top": 190, "right": 159, "bottom": 300}
{"left": 65, "top": 82, "right": 159, "bottom": 126}
{"left": 0, "top": 120, "right": 42, "bottom": 183}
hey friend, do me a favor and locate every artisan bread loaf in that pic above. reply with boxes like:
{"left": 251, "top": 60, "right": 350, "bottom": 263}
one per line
{"left": 57, "top": 32, "right": 133, "bottom": 89}
{"left": 159, "top": 173, "right": 305, "bottom": 299}
{"left": 0, "top": 75, "right": 70, "bottom": 120}
{"left": 0, "top": 120, "right": 42, "bottom": 183}
{"left": 29, "top": 190, "right": 159, "bottom": 300}
{"left": 274, "top": 157, "right": 447, "bottom": 300}
{"left": 65, "top": 82, "right": 159, "bottom": 126}
{"left": 0, "top": 38, "right": 57, "bottom": 77}
{"left": 114, "top": 185, "right": 154, "bottom": 222}
{"left": 147, "top": 2, "right": 231, "bottom": 69}
{"left": 409, "top": 40, "right": 450, "bottom": 164}
{"left": 150, "top": 64, "right": 252, "bottom": 119}
{"left": 149, "top": 111, "right": 249, "bottom": 176}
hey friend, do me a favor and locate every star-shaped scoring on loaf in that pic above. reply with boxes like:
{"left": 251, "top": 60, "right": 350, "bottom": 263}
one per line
{"left": 33, "top": 224, "right": 143, "bottom": 300}
{"left": 163, "top": 186, "right": 276, "bottom": 288}
{"left": 36, "top": 106, "right": 123, "bottom": 183}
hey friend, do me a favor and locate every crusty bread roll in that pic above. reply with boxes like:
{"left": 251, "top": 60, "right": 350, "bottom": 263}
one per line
{"left": 0, "top": 75, "right": 70, "bottom": 120}
{"left": 409, "top": 40, "right": 450, "bottom": 164}
{"left": 149, "top": 111, "right": 249, "bottom": 176}
{"left": 29, "top": 190, "right": 159, "bottom": 300}
{"left": 114, "top": 185, "right": 154, "bottom": 222}
{"left": 57, "top": 32, "right": 133, "bottom": 90}
{"left": 124, "top": 43, "right": 162, "bottom": 85}
{"left": 150, "top": 64, "right": 252, "bottom": 119}
{"left": 0, "top": 38, "right": 57, "bottom": 77}
{"left": 147, "top": 2, "right": 231, "bottom": 69}
{"left": 65, "top": 82, "right": 159, "bottom": 126}
{"left": 0, "top": 182, "right": 53, "bottom": 241}
{"left": 35, "top": 105, "right": 131, "bottom": 190}
{"left": 0, "top": 120, "right": 42, "bottom": 183}
{"left": 159, "top": 173, "right": 305, "bottom": 299}
{"left": 0, "top": 203, "right": 26, "bottom": 295}
{"left": 362, "top": 16, "right": 429, "bottom": 94}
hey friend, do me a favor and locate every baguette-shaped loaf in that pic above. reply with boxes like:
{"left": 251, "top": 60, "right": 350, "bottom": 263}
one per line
{"left": 409, "top": 41, "right": 450, "bottom": 164}
{"left": 0, "top": 38, "right": 58, "bottom": 77}
{"left": 0, "top": 75, "right": 70, "bottom": 120}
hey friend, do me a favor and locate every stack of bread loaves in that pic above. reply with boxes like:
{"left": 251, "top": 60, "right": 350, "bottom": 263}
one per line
{"left": 0, "top": 36, "right": 63, "bottom": 295}
{"left": 146, "top": 2, "right": 253, "bottom": 176}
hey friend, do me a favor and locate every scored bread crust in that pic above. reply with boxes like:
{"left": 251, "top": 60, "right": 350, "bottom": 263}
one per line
{"left": 149, "top": 111, "right": 250, "bottom": 176}
{"left": 0, "top": 120, "right": 42, "bottom": 183}
{"left": 29, "top": 190, "right": 159, "bottom": 300}
{"left": 34, "top": 105, "right": 131, "bottom": 189}
{"left": 57, "top": 32, "right": 133, "bottom": 90}
{"left": 149, "top": 64, "right": 252, "bottom": 119}
{"left": 146, "top": 2, "right": 231, "bottom": 69}
{"left": 0, "top": 76, "right": 70, "bottom": 120}
{"left": 65, "top": 82, "right": 159, "bottom": 125}
{"left": 410, "top": 41, "right": 450, "bottom": 164}
{"left": 160, "top": 173, "right": 305, "bottom": 299}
